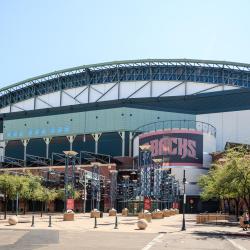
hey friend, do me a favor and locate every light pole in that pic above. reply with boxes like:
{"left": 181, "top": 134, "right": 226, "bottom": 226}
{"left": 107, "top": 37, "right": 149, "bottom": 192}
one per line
{"left": 109, "top": 170, "right": 118, "bottom": 209}
{"left": 63, "top": 150, "right": 78, "bottom": 212}
{"left": 152, "top": 158, "right": 163, "bottom": 209}
{"left": 122, "top": 175, "right": 130, "bottom": 209}
{"left": 82, "top": 171, "right": 87, "bottom": 213}
{"left": 132, "top": 179, "right": 138, "bottom": 198}
{"left": 181, "top": 169, "right": 186, "bottom": 231}
{"left": 139, "top": 144, "right": 151, "bottom": 212}
{"left": 91, "top": 163, "right": 101, "bottom": 210}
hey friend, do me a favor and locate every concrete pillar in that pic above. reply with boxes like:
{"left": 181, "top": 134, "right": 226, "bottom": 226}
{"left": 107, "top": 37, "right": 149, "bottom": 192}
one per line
{"left": 21, "top": 139, "right": 30, "bottom": 166}
{"left": 119, "top": 131, "right": 125, "bottom": 157}
{"left": 67, "top": 135, "right": 76, "bottom": 151}
{"left": 43, "top": 138, "right": 52, "bottom": 159}
{"left": 92, "top": 133, "right": 102, "bottom": 154}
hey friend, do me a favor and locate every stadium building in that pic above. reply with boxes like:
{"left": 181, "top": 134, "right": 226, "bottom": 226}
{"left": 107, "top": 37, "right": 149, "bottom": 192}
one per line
{"left": 1, "top": 59, "right": 250, "bottom": 212}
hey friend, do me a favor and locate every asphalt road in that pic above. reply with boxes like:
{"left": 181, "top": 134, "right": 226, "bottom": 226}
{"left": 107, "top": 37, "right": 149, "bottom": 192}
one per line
{"left": 0, "top": 229, "right": 248, "bottom": 250}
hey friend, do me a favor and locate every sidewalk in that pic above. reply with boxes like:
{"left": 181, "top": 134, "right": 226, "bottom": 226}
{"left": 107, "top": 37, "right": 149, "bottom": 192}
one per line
{"left": 0, "top": 213, "right": 249, "bottom": 237}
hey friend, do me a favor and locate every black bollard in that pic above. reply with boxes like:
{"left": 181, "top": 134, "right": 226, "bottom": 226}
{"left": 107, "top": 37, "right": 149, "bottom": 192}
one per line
{"left": 94, "top": 216, "right": 97, "bottom": 228}
{"left": 48, "top": 215, "right": 52, "bottom": 227}
{"left": 31, "top": 215, "right": 35, "bottom": 227}
{"left": 114, "top": 215, "right": 118, "bottom": 229}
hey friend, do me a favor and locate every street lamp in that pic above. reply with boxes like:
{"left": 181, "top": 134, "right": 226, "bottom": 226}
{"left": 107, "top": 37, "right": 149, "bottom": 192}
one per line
{"left": 122, "top": 175, "right": 130, "bottom": 209}
{"left": 63, "top": 150, "right": 78, "bottom": 212}
{"left": 139, "top": 144, "right": 151, "bottom": 205}
{"left": 90, "top": 162, "right": 101, "bottom": 210}
{"left": 181, "top": 169, "right": 187, "bottom": 231}
{"left": 131, "top": 179, "right": 138, "bottom": 200}
{"left": 109, "top": 170, "right": 118, "bottom": 209}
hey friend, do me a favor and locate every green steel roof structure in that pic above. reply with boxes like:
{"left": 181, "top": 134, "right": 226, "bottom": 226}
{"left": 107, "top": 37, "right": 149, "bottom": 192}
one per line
{"left": 1, "top": 58, "right": 250, "bottom": 109}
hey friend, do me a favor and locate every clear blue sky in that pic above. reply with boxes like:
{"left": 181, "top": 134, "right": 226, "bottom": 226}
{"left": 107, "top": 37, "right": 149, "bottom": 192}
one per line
{"left": 1, "top": 0, "right": 250, "bottom": 88}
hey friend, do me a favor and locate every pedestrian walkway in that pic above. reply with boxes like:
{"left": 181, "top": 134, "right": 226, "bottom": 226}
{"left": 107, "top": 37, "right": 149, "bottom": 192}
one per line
{"left": 0, "top": 213, "right": 249, "bottom": 238}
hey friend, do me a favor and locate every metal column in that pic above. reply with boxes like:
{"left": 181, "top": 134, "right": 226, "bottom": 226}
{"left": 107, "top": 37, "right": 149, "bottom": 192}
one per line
{"left": 43, "top": 137, "right": 51, "bottom": 159}
{"left": 92, "top": 133, "right": 102, "bottom": 154}
{"left": 119, "top": 131, "right": 125, "bottom": 157}
{"left": 67, "top": 136, "right": 76, "bottom": 151}
{"left": 129, "top": 132, "right": 133, "bottom": 157}
{"left": 21, "top": 139, "right": 29, "bottom": 166}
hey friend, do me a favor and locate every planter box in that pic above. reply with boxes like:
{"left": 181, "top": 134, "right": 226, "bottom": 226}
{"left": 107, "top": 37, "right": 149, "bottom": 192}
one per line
{"left": 122, "top": 208, "right": 128, "bottom": 216}
{"left": 90, "top": 210, "right": 100, "bottom": 218}
{"left": 138, "top": 212, "right": 144, "bottom": 219}
{"left": 63, "top": 213, "right": 74, "bottom": 221}
{"left": 169, "top": 210, "right": 176, "bottom": 216}
{"left": 163, "top": 210, "right": 170, "bottom": 217}
{"left": 144, "top": 213, "right": 152, "bottom": 222}
{"left": 152, "top": 211, "right": 164, "bottom": 219}
{"left": 109, "top": 209, "right": 117, "bottom": 216}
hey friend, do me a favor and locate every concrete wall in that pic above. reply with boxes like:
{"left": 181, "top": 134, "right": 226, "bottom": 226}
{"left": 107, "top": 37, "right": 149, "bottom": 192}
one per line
{"left": 3, "top": 108, "right": 194, "bottom": 140}
{"left": 197, "top": 109, "right": 250, "bottom": 151}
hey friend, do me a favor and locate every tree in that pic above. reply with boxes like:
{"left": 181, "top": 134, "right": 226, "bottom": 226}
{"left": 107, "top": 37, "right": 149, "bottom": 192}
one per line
{"left": 0, "top": 174, "right": 17, "bottom": 219}
{"left": 38, "top": 187, "right": 57, "bottom": 216}
{"left": 14, "top": 175, "right": 30, "bottom": 215}
{"left": 198, "top": 146, "right": 250, "bottom": 217}
{"left": 56, "top": 185, "right": 81, "bottom": 200}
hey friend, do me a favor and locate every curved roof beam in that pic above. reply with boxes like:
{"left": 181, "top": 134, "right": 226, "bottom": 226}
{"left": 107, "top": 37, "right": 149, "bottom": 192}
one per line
{"left": 1, "top": 58, "right": 250, "bottom": 93}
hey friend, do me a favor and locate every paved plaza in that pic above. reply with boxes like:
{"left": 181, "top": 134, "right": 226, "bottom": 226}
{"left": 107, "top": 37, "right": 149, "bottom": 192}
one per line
{"left": 0, "top": 213, "right": 248, "bottom": 250}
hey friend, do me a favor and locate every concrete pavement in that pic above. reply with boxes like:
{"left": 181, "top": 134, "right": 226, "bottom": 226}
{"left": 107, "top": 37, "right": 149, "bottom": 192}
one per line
{"left": 0, "top": 213, "right": 249, "bottom": 250}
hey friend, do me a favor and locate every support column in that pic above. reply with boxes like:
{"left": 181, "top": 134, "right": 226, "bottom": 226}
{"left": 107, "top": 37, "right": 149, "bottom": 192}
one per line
{"left": 21, "top": 139, "right": 30, "bottom": 166}
{"left": 92, "top": 133, "right": 102, "bottom": 154}
{"left": 43, "top": 138, "right": 52, "bottom": 159}
{"left": 129, "top": 132, "right": 133, "bottom": 157}
{"left": 67, "top": 135, "right": 76, "bottom": 151}
{"left": 119, "top": 131, "right": 125, "bottom": 157}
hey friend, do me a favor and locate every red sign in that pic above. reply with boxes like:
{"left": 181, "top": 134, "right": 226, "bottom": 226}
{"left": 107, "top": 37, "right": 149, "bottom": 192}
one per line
{"left": 144, "top": 197, "right": 151, "bottom": 210}
{"left": 172, "top": 202, "right": 179, "bottom": 209}
{"left": 66, "top": 199, "right": 74, "bottom": 210}
{"left": 139, "top": 130, "right": 203, "bottom": 167}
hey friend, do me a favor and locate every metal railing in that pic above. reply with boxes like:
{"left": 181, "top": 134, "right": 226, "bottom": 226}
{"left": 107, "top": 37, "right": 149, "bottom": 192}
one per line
{"left": 26, "top": 154, "right": 51, "bottom": 167}
{"left": 134, "top": 120, "right": 216, "bottom": 137}
{"left": 1, "top": 156, "right": 25, "bottom": 168}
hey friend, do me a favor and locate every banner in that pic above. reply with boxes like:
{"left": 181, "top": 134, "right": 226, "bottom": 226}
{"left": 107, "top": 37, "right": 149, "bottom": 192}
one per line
{"left": 66, "top": 199, "right": 75, "bottom": 210}
{"left": 144, "top": 197, "right": 152, "bottom": 210}
{"left": 139, "top": 130, "right": 203, "bottom": 167}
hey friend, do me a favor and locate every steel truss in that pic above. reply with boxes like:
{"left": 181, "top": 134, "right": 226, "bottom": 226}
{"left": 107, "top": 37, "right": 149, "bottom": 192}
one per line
{"left": 138, "top": 148, "right": 180, "bottom": 209}
{"left": 91, "top": 164, "right": 101, "bottom": 210}
{"left": 1, "top": 59, "right": 250, "bottom": 109}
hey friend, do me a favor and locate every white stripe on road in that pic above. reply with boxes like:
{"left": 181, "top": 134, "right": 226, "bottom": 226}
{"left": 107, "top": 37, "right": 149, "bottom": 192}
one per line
{"left": 141, "top": 233, "right": 164, "bottom": 250}
{"left": 223, "top": 236, "right": 247, "bottom": 250}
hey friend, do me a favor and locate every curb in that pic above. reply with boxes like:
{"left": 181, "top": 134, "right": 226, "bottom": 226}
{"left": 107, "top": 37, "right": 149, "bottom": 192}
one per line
{"left": 194, "top": 231, "right": 250, "bottom": 238}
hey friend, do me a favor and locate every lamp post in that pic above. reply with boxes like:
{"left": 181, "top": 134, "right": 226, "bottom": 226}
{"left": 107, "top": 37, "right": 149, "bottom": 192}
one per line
{"left": 82, "top": 170, "right": 87, "bottom": 213}
{"left": 139, "top": 144, "right": 151, "bottom": 212}
{"left": 181, "top": 169, "right": 186, "bottom": 231}
{"left": 63, "top": 150, "right": 78, "bottom": 212}
{"left": 122, "top": 175, "right": 130, "bottom": 209}
{"left": 152, "top": 158, "right": 163, "bottom": 209}
{"left": 109, "top": 170, "right": 118, "bottom": 209}
{"left": 132, "top": 179, "right": 138, "bottom": 198}
{"left": 90, "top": 162, "right": 101, "bottom": 210}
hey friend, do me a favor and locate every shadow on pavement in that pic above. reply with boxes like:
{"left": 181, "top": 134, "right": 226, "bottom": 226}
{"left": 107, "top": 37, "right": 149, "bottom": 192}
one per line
{"left": 0, "top": 230, "right": 59, "bottom": 250}
{"left": 191, "top": 231, "right": 250, "bottom": 241}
